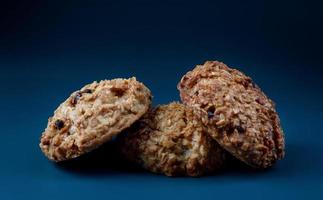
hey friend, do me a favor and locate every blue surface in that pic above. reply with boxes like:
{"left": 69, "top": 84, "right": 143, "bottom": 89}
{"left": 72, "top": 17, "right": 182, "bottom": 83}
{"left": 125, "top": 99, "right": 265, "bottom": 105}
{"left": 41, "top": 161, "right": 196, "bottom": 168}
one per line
{"left": 1, "top": 1, "right": 323, "bottom": 199}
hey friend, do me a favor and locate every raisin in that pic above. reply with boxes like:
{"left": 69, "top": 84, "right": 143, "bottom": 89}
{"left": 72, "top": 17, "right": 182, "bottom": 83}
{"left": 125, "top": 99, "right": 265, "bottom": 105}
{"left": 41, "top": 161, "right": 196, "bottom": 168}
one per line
{"left": 54, "top": 120, "right": 64, "bottom": 130}
{"left": 207, "top": 112, "right": 214, "bottom": 119}
{"left": 236, "top": 125, "right": 245, "bottom": 133}
{"left": 70, "top": 89, "right": 92, "bottom": 106}
{"left": 255, "top": 97, "right": 265, "bottom": 105}
{"left": 242, "top": 79, "right": 250, "bottom": 88}
{"left": 207, "top": 106, "right": 215, "bottom": 119}
{"left": 71, "top": 93, "right": 82, "bottom": 106}
{"left": 242, "top": 77, "right": 258, "bottom": 89}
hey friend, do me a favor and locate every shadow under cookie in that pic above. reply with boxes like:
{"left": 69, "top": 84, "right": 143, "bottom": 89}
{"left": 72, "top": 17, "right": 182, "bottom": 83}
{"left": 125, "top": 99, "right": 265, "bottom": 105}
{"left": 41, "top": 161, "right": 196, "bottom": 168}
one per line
{"left": 54, "top": 140, "right": 145, "bottom": 176}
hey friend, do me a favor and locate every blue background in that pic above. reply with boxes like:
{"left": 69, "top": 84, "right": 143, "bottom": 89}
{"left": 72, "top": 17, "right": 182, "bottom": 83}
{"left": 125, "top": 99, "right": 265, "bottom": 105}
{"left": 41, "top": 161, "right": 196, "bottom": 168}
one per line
{"left": 1, "top": 0, "right": 322, "bottom": 199}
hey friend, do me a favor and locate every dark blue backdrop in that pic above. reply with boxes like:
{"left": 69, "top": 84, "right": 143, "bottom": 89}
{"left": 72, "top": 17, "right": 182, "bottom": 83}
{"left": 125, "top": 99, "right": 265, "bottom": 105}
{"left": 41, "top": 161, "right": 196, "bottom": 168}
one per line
{"left": 1, "top": 0, "right": 322, "bottom": 199}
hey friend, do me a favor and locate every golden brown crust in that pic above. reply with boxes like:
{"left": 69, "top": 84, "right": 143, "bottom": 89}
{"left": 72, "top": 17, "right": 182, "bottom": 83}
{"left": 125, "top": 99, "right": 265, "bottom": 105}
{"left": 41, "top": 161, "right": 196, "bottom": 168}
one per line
{"left": 119, "top": 102, "right": 226, "bottom": 176}
{"left": 178, "top": 61, "right": 285, "bottom": 168}
{"left": 40, "top": 77, "right": 152, "bottom": 161}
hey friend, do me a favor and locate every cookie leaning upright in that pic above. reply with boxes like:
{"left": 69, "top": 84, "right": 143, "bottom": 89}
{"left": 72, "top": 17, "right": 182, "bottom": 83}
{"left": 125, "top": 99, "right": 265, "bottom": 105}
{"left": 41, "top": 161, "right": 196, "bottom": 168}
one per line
{"left": 40, "top": 77, "right": 152, "bottom": 162}
{"left": 119, "top": 102, "right": 227, "bottom": 177}
{"left": 177, "top": 61, "right": 285, "bottom": 168}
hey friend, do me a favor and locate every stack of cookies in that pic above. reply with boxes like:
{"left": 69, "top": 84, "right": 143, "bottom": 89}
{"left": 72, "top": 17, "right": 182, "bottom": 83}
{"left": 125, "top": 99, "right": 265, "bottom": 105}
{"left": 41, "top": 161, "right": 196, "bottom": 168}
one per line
{"left": 40, "top": 61, "right": 285, "bottom": 176}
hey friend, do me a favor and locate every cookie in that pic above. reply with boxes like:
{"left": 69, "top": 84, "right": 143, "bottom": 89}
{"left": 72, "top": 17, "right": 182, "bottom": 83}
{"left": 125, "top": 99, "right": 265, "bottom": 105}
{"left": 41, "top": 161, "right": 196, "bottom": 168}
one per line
{"left": 178, "top": 61, "right": 285, "bottom": 168}
{"left": 40, "top": 77, "right": 152, "bottom": 162}
{"left": 119, "top": 102, "right": 226, "bottom": 176}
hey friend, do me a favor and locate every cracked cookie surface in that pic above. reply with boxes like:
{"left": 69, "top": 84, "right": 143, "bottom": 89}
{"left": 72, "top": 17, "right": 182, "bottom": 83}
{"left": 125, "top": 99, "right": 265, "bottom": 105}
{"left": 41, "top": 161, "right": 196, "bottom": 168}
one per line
{"left": 40, "top": 77, "right": 152, "bottom": 161}
{"left": 119, "top": 102, "right": 226, "bottom": 176}
{"left": 178, "top": 61, "right": 285, "bottom": 168}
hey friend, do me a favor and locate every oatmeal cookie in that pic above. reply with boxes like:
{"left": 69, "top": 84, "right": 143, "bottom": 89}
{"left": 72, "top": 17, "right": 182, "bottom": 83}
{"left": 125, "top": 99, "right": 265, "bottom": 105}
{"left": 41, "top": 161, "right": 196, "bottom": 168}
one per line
{"left": 40, "top": 77, "right": 152, "bottom": 161}
{"left": 178, "top": 61, "right": 285, "bottom": 168}
{"left": 119, "top": 102, "right": 226, "bottom": 176}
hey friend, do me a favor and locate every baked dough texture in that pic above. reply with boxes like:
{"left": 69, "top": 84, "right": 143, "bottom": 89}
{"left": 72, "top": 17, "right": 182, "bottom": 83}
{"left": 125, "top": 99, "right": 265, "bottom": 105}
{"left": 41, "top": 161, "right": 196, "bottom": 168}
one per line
{"left": 178, "top": 61, "right": 285, "bottom": 168}
{"left": 119, "top": 102, "right": 226, "bottom": 176}
{"left": 40, "top": 77, "right": 152, "bottom": 161}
